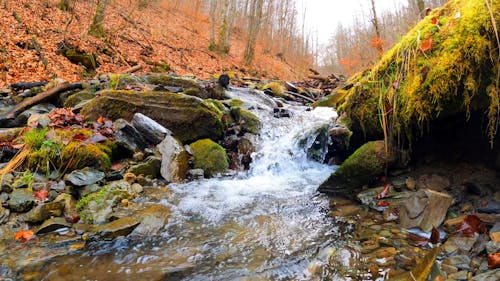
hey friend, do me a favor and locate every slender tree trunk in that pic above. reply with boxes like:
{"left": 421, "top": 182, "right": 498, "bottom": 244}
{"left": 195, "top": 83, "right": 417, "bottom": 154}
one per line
{"left": 416, "top": 0, "right": 426, "bottom": 18}
{"left": 209, "top": 0, "right": 217, "bottom": 50}
{"left": 370, "top": 0, "right": 383, "bottom": 54}
{"left": 88, "top": 0, "right": 108, "bottom": 38}
{"left": 244, "top": 0, "right": 264, "bottom": 66}
{"left": 217, "top": 0, "right": 235, "bottom": 54}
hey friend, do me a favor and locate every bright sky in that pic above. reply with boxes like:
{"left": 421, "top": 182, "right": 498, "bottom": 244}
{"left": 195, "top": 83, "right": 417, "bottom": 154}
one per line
{"left": 297, "top": 0, "right": 408, "bottom": 45}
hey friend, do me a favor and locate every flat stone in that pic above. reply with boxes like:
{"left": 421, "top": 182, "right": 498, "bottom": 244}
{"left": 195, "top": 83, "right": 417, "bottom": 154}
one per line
{"left": 132, "top": 204, "right": 171, "bottom": 236}
{"left": 7, "top": 188, "right": 34, "bottom": 212}
{"left": 443, "top": 255, "right": 471, "bottom": 270}
{"left": 486, "top": 241, "right": 500, "bottom": 254}
{"left": 36, "top": 217, "right": 72, "bottom": 235}
{"left": 471, "top": 268, "right": 500, "bottom": 281}
{"left": 330, "top": 204, "right": 362, "bottom": 217}
{"left": 113, "top": 118, "right": 147, "bottom": 154}
{"left": 448, "top": 271, "right": 469, "bottom": 281}
{"left": 95, "top": 216, "right": 141, "bottom": 239}
{"left": 64, "top": 167, "right": 105, "bottom": 186}
{"left": 443, "top": 236, "right": 478, "bottom": 254}
{"left": 400, "top": 189, "right": 453, "bottom": 232}
{"left": 22, "top": 201, "right": 65, "bottom": 223}
{"left": 131, "top": 113, "right": 171, "bottom": 144}
{"left": 416, "top": 174, "right": 450, "bottom": 191}
{"left": 127, "top": 156, "right": 161, "bottom": 178}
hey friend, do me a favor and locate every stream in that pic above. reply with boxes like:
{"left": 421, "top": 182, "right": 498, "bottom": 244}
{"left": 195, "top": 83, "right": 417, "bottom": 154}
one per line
{"left": 11, "top": 88, "right": 359, "bottom": 280}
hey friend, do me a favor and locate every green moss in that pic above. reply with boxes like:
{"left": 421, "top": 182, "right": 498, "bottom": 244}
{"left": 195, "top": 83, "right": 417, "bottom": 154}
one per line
{"left": 26, "top": 129, "right": 115, "bottom": 173}
{"left": 23, "top": 128, "right": 48, "bottom": 149}
{"left": 261, "top": 82, "right": 285, "bottom": 98}
{"left": 331, "top": 0, "right": 500, "bottom": 146}
{"left": 319, "top": 141, "right": 390, "bottom": 193}
{"left": 229, "top": 99, "right": 243, "bottom": 107}
{"left": 239, "top": 109, "right": 260, "bottom": 134}
{"left": 189, "top": 139, "right": 229, "bottom": 177}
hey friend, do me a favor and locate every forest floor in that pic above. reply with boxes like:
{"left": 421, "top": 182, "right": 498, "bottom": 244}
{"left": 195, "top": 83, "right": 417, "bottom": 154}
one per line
{"left": 0, "top": 0, "right": 308, "bottom": 88}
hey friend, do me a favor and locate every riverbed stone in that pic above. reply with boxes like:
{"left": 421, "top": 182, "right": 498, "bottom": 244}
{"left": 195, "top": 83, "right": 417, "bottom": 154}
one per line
{"left": 16, "top": 103, "right": 56, "bottom": 125}
{"left": 416, "top": 174, "right": 450, "bottom": 191}
{"left": 22, "top": 201, "right": 65, "bottom": 223}
{"left": 7, "top": 189, "right": 34, "bottom": 212}
{"left": 443, "top": 236, "right": 478, "bottom": 254}
{"left": 157, "top": 135, "right": 188, "bottom": 182}
{"left": 81, "top": 90, "right": 225, "bottom": 143}
{"left": 131, "top": 113, "right": 170, "bottom": 144}
{"left": 128, "top": 156, "right": 161, "bottom": 178}
{"left": 189, "top": 139, "right": 229, "bottom": 177}
{"left": 64, "top": 167, "right": 105, "bottom": 186}
{"left": 36, "top": 217, "right": 72, "bottom": 235}
{"left": 318, "top": 141, "right": 395, "bottom": 195}
{"left": 132, "top": 204, "right": 171, "bottom": 235}
{"left": 443, "top": 255, "right": 471, "bottom": 270}
{"left": 471, "top": 269, "right": 500, "bottom": 281}
{"left": 95, "top": 216, "right": 141, "bottom": 239}
{"left": 0, "top": 205, "right": 10, "bottom": 224}
{"left": 113, "top": 118, "right": 147, "bottom": 154}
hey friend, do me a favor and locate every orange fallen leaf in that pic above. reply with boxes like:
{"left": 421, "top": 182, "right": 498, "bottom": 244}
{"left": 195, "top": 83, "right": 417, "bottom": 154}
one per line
{"left": 429, "top": 227, "right": 440, "bottom": 244}
{"left": 431, "top": 17, "right": 438, "bottom": 25}
{"left": 97, "top": 116, "right": 104, "bottom": 125}
{"left": 376, "top": 183, "right": 391, "bottom": 199}
{"left": 15, "top": 230, "right": 35, "bottom": 242}
{"left": 421, "top": 38, "right": 433, "bottom": 52}
{"left": 34, "top": 189, "right": 49, "bottom": 201}
{"left": 488, "top": 252, "right": 500, "bottom": 269}
{"left": 456, "top": 215, "right": 487, "bottom": 236}
{"left": 377, "top": 200, "right": 390, "bottom": 207}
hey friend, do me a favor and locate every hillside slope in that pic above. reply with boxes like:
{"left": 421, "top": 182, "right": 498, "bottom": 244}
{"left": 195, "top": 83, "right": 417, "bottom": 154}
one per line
{"left": 0, "top": 0, "right": 307, "bottom": 88}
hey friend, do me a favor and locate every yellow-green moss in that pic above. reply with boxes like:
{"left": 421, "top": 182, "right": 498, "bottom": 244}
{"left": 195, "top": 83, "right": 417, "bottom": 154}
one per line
{"left": 26, "top": 129, "right": 115, "bottom": 173}
{"left": 333, "top": 0, "right": 500, "bottom": 145}
{"left": 261, "top": 82, "right": 286, "bottom": 98}
{"left": 189, "top": 139, "right": 229, "bottom": 177}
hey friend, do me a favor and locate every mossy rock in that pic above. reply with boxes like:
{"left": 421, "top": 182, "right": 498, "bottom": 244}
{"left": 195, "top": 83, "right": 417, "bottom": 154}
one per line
{"left": 318, "top": 140, "right": 394, "bottom": 195}
{"left": 26, "top": 128, "right": 115, "bottom": 173}
{"left": 330, "top": 0, "right": 500, "bottom": 146}
{"left": 59, "top": 49, "right": 99, "bottom": 70}
{"left": 63, "top": 89, "right": 96, "bottom": 108}
{"left": 189, "top": 139, "right": 229, "bottom": 177}
{"left": 260, "top": 82, "right": 286, "bottom": 98}
{"left": 81, "top": 90, "right": 225, "bottom": 143}
{"left": 230, "top": 106, "right": 260, "bottom": 134}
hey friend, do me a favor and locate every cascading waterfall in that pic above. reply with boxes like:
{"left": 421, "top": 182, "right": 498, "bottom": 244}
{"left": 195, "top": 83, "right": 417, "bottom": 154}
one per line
{"left": 39, "top": 88, "right": 356, "bottom": 280}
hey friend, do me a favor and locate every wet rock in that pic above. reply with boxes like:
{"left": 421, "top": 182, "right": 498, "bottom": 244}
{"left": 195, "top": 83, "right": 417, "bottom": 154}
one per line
{"left": 330, "top": 204, "right": 362, "bottom": 217}
{"left": 131, "top": 113, "right": 170, "bottom": 144}
{"left": 7, "top": 189, "right": 34, "bottom": 212}
{"left": 95, "top": 216, "right": 141, "bottom": 239}
{"left": 416, "top": 174, "right": 450, "bottom": 191}
{"left": 81, "top": 90, "right": 225, "bottom": 143}
{"left": 36, "top": 217, "right": 72, "bottom": 235}
{"left": 131, "top": 183, "right": 143, "bottom": 194}
{"left": 27, "top": 113, "right": 50, "bottom": 128}
{"left": 77, "top": 180, "right": 135, "bottom": 224}
{"left": 64, "top": 167, "right": 105, "bottom": 186}
{"left": 471, "top": 268, "right": 500, "bottom": 281}
{"left": 22, "top": 201, "right": 65, "bottom": 223}
{"left": 230, "top": 107, "right": 260, "bottom": 134}
{"left": 361, "top": 239, "right": 380, "bottom": 254}
{"left": 54, "top": 193, "right": 79, "bottom": 222}
{"left": 0, "top": 173, "right": 14, "bottom": 193}
{"left": 478, "top": 201, "right": 500, "bottom": 214}
{"left": 187, "top": 169, "right": 204, "bottom": 180}
{"left": 73, "top": 223, "right": 91, "bottom": 235}
{"left": 236, "top": 137, "right": 254, "bottom": 170}
{"left": 443, "top": 255, "right": 471, "bottom": 270}
{"left": 405, "top": 177, "right": 417, "bottom": 191}
{"left": 486, "top": 241, "right": 500, "bottom": 254}
{"left": 374, "top": 247, "right": 397, "bottom": 259}
{"left": 49, "top": 180, "right": 66, "bottom": 192}
{"left": 443, "top": 236, "right": 477, "bottom": 254}
{"left": 399, "top": 189, "right": 454, "bottom": 232}
{"left": 448, "top": 271, "right": 469, "bottom": 280}
{"left": 63, "top": 89, "right": 96, "bottom": 108}
{"left": 189, "top": 139, "right": 228, "bottom": 177}
{"left": 158, "top": 135, "right": 188, "bottom": 183}
{"left": 490, "top": 221, "right": 500, "bottom": 243}
{"left": 319, "top": 141, "right": 396, "bottom": 195}
{"left": 0, "top": 205, "right": 10, "bottom": 224}
{"left": 16, "top": 103, "right": 56, "bottom": 125}
{"left": 128, "top": 156, "right": 161, "bottom": 178}
{"left": 132, "top": 204, "right": 170, "bottom": 235}
{"left": 273, "top": 107, "right": 291, "bottom": 118}
{"left": 113, "top": 119, "right": 147, "bottom": 154}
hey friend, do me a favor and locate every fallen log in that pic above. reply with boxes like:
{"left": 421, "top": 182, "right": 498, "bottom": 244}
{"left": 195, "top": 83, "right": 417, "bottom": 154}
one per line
{"left": 307, "top": 75, "right": 329, "bottom": 82}
{"left": 10, "top": 81, "right": 48, "bottom": 91}
{"left": 0, "top": 82, "right": 83, "bottom": 126}
{"left": 123, "top": 65, "right": 142, "bottom": 74}
{"left": 286, "top": 91, "right": 316, "bottom": 103}
{"left": 309, "top": 68, "right": 320, "bottom": 75}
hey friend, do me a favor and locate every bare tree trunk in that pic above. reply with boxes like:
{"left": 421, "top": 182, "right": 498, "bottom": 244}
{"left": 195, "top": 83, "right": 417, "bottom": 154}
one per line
{"left": 217, "top": 0, "right": 236, "bottom": 54}
{"left": 416, "top": 0, "right": 426, "bottom": 18}
{"left": 88, "top": 0, "right": 108, "bottom": 38}
{"left": 370, "top": 0, "right": 383, "bottom": 55}
{"left": 209, "top": 0, "right": 217, "bottom": 50}
{"left": 244, "top": 0, "right": 264, "bottom": 66}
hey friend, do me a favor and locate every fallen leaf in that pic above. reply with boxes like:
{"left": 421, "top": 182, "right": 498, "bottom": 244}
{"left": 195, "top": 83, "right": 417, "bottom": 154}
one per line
{"left": 85, "top": 133, "right": 107, "bottom": 144}
{"left": 15, "top": 230, "right": 35, "bottom": 242}
{"left": 72, "top": 134, "right": 87, "bottom": 141}
{"left": 420, "top": 66, "right": 430, "bottom": 83}
{"left": 431, "top": 17, "right": 438, "bottom": 25}
{"left": 377, "top": 200, "right": 390, "bottom": 207}
{"left": 34, "top": 189, "right": 49, "bottom": 202}
{"left": 376, "top": 183, "right": 391, "bottom": 199}
{"left": 488, "top": 252, "right": 500, "bottom": 269}
{"left": 97, "top": 116, "right": 104, "bottom": 125}
{"left": 421, "top": 38, "right": 433, "bottom": 52}
{"left": 408, "top": 233, "right": 430, "bottom": 247}
{"left": 429, "top": 227, "right": 440, "bottom": 244}
{"left": 455, "top": 215, "right": 487, "bottom": 236}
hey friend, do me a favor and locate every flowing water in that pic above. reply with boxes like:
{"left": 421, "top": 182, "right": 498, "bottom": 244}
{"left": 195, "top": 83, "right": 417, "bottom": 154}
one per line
{"left": 27, "top": 89, "right": 358, "bottom": 280}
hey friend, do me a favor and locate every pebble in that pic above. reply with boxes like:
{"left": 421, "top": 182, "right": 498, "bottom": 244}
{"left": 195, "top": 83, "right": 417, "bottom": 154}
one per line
{"left": 443, "top": 255, "right": 471, "bottom": 270}
{"left": 448, "top": 270, "right": 468, "bottom": 281}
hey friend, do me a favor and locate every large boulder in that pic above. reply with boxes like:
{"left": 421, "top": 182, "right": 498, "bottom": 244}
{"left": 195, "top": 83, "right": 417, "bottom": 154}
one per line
{"left": 318, "top": 140, "right": 394, "bottom": 195}
{"left": 81, "top": 90, "right": 225, "bottom": 143}
{"left": 189, "top": 139, "right": 229, "bottom": 177}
